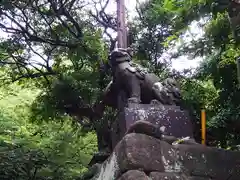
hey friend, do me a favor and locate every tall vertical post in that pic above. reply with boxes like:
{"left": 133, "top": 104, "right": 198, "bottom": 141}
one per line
{"left": 117, "top": 0, "right": 127, "bottom": 48}
{"left": 201, "top": 109, "right": 206, "bottom": 145}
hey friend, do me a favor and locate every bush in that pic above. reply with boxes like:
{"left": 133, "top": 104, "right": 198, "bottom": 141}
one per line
{"left": 0, "top": 84, "right": 97, "bottom": 180}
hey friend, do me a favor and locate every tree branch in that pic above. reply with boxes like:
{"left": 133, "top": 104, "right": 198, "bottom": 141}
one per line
{"left": 12, "top": 71, "right": 58, "bottom": 83}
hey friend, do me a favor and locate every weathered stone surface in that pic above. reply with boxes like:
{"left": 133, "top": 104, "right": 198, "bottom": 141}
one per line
{"left": 188, "top": 177, "right": 212, "bottom": 180}
{"left": 115, "top": 133, "right": 240, "bottom": 180}
{"left": 149, "top": 172, "right": 183, "bottom": 180}
{"left": 125, "top": 120, "right": 162, "bottom": 138}
{"left": 149, "top": 172, "right": 211, "bottom": 180}
{"left": 89, "top": 133, "right": 240, "bottom": 180}
{"left": 111, "top": 104, "right": 193, "bottom": 149}
{"left": 171, "top": 144, "right": 240, "bottom": 180}
{"left": 115, "top": 133, "right": 166, "bottom": 172}
{"left": 117, "top": 170, "right": 149, "bottom": 180}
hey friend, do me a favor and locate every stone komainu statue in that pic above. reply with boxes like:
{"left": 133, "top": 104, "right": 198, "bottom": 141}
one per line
{"left": 107, "top": 48, "right": 182, "bottom": 107}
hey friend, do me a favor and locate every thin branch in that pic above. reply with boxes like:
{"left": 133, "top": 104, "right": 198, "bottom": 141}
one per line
{"left": 12, "top": 71, "right": 57, "bottom": 82}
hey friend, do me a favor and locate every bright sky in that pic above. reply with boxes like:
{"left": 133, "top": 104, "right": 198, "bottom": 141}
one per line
{"left": 0, "top": 0, "right": 203, "bottom": 71}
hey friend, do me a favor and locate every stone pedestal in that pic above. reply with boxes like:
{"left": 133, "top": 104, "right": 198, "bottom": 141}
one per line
{"left": 86, "top": 133, "right": 240, "bottom": 180}
{"left": 111, "top": 104, "right": 194, "bottom": 150}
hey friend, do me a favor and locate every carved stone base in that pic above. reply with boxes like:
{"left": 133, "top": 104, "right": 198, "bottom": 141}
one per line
{"left": 111, "top": 103, "right": 194, "bottom": 150}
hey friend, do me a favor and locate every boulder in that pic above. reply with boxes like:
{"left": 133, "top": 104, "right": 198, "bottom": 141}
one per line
{"left": 115, "top": 133, "right": 166, "bottom": 172}
{"left": 88, "top": 131, "right": 240, "bottom": 180}
{"left": 117, "top": 170, "right": 149, "bottom": 180}
{"left": 115, "top": 133, "right": 240, "bottom": 179}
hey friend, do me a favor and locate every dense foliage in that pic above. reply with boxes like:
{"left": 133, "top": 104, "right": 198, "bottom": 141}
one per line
{"left": 1, "top": 0, "right": 240, "bottom": 179}
{"left": 0, "top": 82, "right": 97, "bottom": 179}
{"left": 158, "top": 0, "right": 240, "bottom": 148}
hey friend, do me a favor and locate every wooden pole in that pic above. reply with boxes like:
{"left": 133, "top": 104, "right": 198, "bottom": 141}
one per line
{"left": 201, "top": 109, "right": 206, "bottom": 145}
{"left": 117, "top": 0, "right": 127, "bottom": 48}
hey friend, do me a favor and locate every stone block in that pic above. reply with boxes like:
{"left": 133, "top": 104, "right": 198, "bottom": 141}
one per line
{"left": 90, "top": 133, "right": 240, "bottom": 180}
{"left": 170, "top": 144, "right": 240, "bottom": 180}
{"left": 149, "top": 172, "right": 211, "bottom": 180}
{"left": 115, "top": 133, "right": 240, "bottom": 180}
{"left": 149, "top": 172, "right": 184, "bottom": 180}
{"left": 111, "top": 104, "right": 194, "bottom": 149}
{"left": 188, "top": 177, "right": 212, "bottom": 180}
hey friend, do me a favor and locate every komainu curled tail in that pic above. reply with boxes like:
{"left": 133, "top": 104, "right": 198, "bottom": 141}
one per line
{"left": 152, "top": 78, "right": 182, "bottom": 106}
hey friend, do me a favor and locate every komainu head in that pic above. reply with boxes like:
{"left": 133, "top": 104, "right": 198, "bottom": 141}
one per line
{"left": 108, "top": 48, "right": 133, "bottom": 67}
